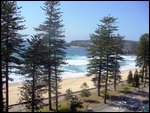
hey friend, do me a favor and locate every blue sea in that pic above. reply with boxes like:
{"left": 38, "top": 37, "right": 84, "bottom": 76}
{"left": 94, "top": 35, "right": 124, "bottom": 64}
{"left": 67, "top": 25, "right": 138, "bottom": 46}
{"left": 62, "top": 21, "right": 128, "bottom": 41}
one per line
{"left": 10, "top": 47, "right": 137, "bottom": 83}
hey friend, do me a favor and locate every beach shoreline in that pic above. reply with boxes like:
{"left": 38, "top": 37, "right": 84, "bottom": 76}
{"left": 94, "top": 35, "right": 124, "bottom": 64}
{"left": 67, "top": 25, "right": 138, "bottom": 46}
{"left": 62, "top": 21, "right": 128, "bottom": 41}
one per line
{"left": 8, "top": 67, "right": 139, "bottom": 105}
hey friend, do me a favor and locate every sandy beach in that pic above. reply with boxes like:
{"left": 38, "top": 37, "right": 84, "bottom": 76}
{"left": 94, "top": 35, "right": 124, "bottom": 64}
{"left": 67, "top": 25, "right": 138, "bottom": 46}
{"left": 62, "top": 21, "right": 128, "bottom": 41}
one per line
{"left": 8, "top": 67, "right": 139, "bottom": 105}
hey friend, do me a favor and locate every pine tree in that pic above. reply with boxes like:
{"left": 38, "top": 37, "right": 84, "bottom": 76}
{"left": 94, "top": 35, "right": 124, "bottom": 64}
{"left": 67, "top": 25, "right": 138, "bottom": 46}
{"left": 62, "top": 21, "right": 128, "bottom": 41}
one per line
{"left": 87, "top": 15, "right": 123, "bottom": 104}
{"left": 109, "top": 34, "right": 123, "bottom": 91}
{"left": 136, "top": 33, "right": 149, "bottom": 84}
{"left": 132, "top": 69, "right": 140, "bottom": 88}
{"left": 1, "top": 1, "right": 25, "bottom": 112}
{"left": 64, "top": 89, "right": 73, "bottom": 103}
{"left": 103, "top": 16, "right": 124, "bottom": 103}
{"left": 69, "top": 96, "right": 83, "bottom": 112}
{"left": 80, "top": 82, "right": 91, "bottom": 100}
{"left": 127, "top": 71, "right": 133, "bottom": 84}
{"left": 87, "top": 18, "right": 108, "bottom": 97}
{"left": 35, "top": 1, "right": 66, "bottom": 111}
{"left": 19, "top": 35, "right": 47, "bottom": 112}
{"left": 64, "top": 89, "right": 83, "bottom": 112}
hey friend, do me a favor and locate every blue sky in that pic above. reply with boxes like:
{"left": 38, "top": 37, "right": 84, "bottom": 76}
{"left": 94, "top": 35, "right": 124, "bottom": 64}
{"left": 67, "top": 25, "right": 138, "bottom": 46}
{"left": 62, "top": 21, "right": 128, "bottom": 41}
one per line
{"left": 18, "top": 1, "right": 149, "bottom": 42}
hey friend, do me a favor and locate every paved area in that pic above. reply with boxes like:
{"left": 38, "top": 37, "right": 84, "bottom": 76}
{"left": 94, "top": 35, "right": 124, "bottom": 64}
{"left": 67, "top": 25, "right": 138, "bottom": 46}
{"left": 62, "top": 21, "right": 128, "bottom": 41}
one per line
{"left": 94, "top": 105, "right": 129, "bottom": 112}
{"left": 93, "top": 101, "right": 135, "bottom": 112}
{"left": 93, "top": 85, "right": 149, "bottom": 112}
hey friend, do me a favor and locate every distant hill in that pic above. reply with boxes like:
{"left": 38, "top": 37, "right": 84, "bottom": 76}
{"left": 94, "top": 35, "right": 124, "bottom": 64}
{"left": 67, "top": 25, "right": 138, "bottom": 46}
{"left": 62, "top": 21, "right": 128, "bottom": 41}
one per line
{"left": 22, "top": 39, "right": 138, "bottom": 54}
{"left": 122, "top": 40, "right": 138, "bottom": 54}
{"left": 66, "top": 40, "right": 91, "bottom": 47}
{"left": 67, "top": 39, "right": 138, "bottom": 54}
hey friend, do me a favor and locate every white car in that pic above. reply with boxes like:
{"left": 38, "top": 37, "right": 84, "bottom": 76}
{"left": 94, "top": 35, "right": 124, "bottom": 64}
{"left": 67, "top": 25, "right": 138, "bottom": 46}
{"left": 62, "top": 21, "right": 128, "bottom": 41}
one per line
{"left": 118, "top": 101, "right": 127, "bottom": 106}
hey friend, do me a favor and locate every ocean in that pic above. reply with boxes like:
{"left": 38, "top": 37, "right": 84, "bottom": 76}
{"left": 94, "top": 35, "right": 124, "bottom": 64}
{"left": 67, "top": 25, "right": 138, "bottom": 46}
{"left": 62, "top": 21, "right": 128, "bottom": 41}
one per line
{"left": 9, "top": 47, "right": 137, "bottom": 83}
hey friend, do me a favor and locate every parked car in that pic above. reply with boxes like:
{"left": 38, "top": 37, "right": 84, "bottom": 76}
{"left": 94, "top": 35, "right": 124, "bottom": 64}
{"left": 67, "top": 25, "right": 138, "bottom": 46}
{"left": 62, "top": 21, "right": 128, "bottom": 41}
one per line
{"left": 117, "top": 101, "right": 127, "bottom": 107}
{"left": 125, "top": 100, "right": 139, "bottom": 111}
{"left": 142, "top": 100, "right": 149, "bottom": 105}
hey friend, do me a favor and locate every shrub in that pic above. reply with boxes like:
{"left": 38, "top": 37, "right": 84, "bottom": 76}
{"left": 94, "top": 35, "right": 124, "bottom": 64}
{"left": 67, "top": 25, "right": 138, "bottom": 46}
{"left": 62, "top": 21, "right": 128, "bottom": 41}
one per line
{"left": 122, "top": 86, "right": 130, "bottom": 93}
{"left": 69, "top": 95, "right": 83, "bottom": 112}
{"left": 64, "top": 88, "right": 73, "bottom": 103}
{"left": 80, "top": 82, "right": 91, "bottom": 100}
{"left": 59, "top": 104, "right": 69, "bottom": 112}
{"left": 127, "top": 71, "right": 133, "bottom": 84}
{"left": 101, "top": 90, "right": 109, "bottom": 97}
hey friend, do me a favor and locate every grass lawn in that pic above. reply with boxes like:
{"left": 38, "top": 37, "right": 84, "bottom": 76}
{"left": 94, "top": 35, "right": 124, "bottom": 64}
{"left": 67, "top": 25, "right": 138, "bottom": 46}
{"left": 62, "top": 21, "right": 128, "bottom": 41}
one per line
{"left": 40, "top": 91, "right": 104, "bottom": 112}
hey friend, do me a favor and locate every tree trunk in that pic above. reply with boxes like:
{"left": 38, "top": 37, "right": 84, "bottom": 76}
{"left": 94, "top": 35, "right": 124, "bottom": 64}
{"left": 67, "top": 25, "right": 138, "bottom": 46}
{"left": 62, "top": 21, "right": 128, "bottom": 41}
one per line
{"left": 0, "top": 65, "right": 3, "bottom": 112}
{"left": 0, "top": 75, "right": 3, "bottom": 112}
{"left": 48, "top": 67, "right": 52, "bottom": 111}
{"left": 6, "top": 62, "right": 9, "bottom": 112}
{"left": 98, "top": 62, "right": 102, "bottom": 96}
{"left": 55, "top": 76, "right": 58, "bottom": 112}
{"left": 144, "top": 67, "right": 147, "bottom": 87}
{"left": 53, "top": 26, "right": 58, "bottom": 112}
{"left": 32, "top": 63, "right": 35, "bottom": 112}
{"left": 54, "top": 53, "right": 58, "bottom": 112}
{"left": 141, "top": 65, "right": 144, "bottom": 82}
{"left": 114, "top": 55, "right": 117, "bottom": 91}
{"left": 141, "top": 57, "right": 145, "bottom": 82}
{"left": 114, "top": 76, "right": 116, "bottom": 91}
{"left": 5, "top": 18, "right": 9, "bottom": 112}
{"left": 104, "top": 54, "right": 108, "bottom": 104}
{"left": 48, "top": 42, "right": 52, "bottom": 111}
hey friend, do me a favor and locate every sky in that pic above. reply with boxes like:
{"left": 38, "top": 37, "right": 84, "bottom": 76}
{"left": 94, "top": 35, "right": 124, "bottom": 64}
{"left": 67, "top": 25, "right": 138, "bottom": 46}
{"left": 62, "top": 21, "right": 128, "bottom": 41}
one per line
{"left": 17, "top": 1, "right": 149, "bottom": 42}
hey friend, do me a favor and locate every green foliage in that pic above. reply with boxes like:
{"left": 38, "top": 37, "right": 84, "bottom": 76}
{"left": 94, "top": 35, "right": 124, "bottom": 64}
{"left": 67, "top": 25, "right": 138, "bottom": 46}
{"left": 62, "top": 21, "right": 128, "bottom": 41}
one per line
{"left": 122, "top": 85, "right": 130, "bottom": 93}
{"left": 64, "top": 89, "right": 73, "bottom": 103}
{"left": 127, "top": 71, "right": 133, "bottom": 84}
{"left": 136, "top": 33, "right": 149, "bottom": 67}
{"left": 69, "top": 96, "right": 83, "bottom": 112}
{"left": 132, "top": 69, "right": 140, "bottom": 88}
{"left": 59, "top": 104, "right": 70, "bottom": 112}
{"left": 35, "top": 1, "right": 66, "bottom": 111}
{"left": 87, "top": 15, "right": 123, "bottom": 103}
{"left": 80, "top": 82, "right": 91, "bottom": 99}
{"left": 64, "top": 89, "right": 83, "bottom": 112}
{"left": 101, "top": 90, "right": 110, "bottom": 97}
{"left": 136, "top": 33, "right": 149, "bottom": 83}
{"left": 19, "top": 35, "right": 46, "bottom": 112}
{"left": 1, "top": 1, "right": 26, "bottom": 112}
